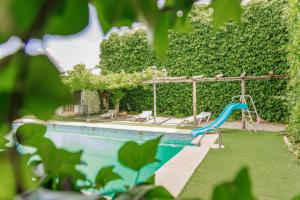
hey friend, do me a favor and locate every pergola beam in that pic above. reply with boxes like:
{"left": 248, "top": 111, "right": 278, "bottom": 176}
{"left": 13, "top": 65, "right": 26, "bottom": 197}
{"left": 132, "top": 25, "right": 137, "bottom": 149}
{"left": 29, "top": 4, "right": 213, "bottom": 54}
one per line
{"left": 143, "top": 74, "right": 288, "bottom": 84}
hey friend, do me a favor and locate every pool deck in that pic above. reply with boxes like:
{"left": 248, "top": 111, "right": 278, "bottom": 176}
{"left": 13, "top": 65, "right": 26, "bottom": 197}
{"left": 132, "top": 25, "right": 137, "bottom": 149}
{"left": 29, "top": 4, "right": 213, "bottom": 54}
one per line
{"left": 16, "top": 116, "right": 286, "bottom": 133}
{"left": 14, "top": 119, "right": 191, "bottom": 134}
{"left": 49, "top": 120, "right": 191, "bottom": 134}
{"left": 155, "top": 133, "right": 219, "bottom": 197}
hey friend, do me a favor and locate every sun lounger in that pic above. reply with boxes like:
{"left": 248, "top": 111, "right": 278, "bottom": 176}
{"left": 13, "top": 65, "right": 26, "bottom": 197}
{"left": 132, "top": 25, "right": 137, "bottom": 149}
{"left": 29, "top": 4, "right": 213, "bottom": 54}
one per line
{"left": 132, "top": 111, "right": 152, "bottom": 121}
{"left": 179, "top": 112, "right": 211, "bottom": 126}
{"left": 100, "top": 109, "right": 117, "bottom": 119}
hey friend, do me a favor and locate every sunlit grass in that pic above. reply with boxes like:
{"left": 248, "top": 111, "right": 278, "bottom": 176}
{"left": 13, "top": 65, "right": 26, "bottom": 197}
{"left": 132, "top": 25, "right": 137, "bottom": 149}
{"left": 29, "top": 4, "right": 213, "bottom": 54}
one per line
{"left": 178, "top": 130, "right": 300, "bottom": 200}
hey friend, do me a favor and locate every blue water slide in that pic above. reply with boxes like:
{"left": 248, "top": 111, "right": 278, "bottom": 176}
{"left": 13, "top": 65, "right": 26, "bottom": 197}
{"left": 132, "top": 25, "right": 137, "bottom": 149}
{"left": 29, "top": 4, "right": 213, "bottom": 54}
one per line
{"left": 191, "top": 103, "right": 248, "bottom": 137}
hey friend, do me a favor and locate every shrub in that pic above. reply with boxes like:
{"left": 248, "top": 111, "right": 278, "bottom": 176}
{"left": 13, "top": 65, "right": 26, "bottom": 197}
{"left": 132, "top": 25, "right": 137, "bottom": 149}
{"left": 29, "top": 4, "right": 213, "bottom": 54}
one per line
{"left": 287, "top": 0, "right": 300, "bottom": 140}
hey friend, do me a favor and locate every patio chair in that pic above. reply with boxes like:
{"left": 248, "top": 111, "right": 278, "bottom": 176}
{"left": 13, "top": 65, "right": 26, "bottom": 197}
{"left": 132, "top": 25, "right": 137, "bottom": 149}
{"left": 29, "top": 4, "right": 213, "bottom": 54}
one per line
{"left": 179, "top": 112, "right": 211, "bottom": 126}
{"left": 132, "top": 111, "right": 152, "bottom": 121}
{"left": 100, "top": 109, "right": 117, "bottom": 119}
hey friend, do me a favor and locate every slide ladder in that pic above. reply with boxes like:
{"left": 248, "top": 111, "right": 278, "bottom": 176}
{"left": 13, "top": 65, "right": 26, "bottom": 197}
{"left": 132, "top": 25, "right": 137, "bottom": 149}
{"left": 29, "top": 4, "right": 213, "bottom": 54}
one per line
{"left": 232, "top": 95, "right": 260, "bottom": 131}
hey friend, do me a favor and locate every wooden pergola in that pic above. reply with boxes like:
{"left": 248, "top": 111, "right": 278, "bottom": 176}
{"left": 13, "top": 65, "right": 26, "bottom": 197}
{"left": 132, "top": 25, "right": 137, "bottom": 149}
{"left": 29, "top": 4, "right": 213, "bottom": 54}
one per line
{"left": 143, "top": 73, "right": 288, "bottom": 128}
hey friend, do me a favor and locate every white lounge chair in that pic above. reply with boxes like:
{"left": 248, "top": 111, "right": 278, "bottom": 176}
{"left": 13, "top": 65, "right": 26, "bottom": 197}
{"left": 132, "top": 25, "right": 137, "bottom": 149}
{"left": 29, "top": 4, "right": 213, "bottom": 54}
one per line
{"left": 100, "top": 109, "right": 117, "bottom": 119}
{"left": 179, "top": 112, "right": 211, "bottom": 126}
{"left": 132, "top": 111, "right": 152, "bottom": 121}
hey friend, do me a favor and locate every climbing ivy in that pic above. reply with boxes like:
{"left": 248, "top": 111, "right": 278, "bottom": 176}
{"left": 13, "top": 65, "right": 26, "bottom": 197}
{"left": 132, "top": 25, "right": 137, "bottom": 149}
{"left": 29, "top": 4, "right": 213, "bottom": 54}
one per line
{"left": 99, "top": 0, "right": 289, "bottom": 122}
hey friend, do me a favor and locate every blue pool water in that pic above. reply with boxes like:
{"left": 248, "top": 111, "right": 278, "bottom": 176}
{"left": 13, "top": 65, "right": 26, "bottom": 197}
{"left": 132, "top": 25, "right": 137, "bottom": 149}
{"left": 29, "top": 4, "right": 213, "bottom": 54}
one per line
{"left": 43, "top": 124, "right": 193, "bottom": 194}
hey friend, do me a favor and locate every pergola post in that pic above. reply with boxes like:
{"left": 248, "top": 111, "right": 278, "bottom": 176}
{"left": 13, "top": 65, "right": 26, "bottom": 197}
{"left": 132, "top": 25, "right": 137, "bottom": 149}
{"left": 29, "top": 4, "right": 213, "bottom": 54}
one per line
{"left": 153, "top": 75, "right": 157, "bottom": 124}
{"left": 192, "top": 78, "right": 197, "bottom": 126}
{"left": 152, "top": 66, "right": 157, "bottom": 124}
{"left": 241, "top": 78, "right": 246, "bottom": 129}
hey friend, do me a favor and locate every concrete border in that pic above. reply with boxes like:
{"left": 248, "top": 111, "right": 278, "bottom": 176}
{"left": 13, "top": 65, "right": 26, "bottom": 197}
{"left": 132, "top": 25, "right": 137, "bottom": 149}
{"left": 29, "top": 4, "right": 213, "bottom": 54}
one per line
{"left": 155, "top": 134, "right": 219, "bottom": 197}
{"left": 283, "top": 135, "right": 299, "bottom": 156}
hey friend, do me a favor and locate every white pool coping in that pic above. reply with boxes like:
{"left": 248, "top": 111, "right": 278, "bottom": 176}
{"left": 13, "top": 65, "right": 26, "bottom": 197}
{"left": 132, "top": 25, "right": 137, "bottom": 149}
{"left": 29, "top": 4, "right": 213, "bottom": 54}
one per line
{"left": 155, "top": 133, "right": 219, "bottom": 197}
{"left": 46, "top": 120, "right": 191, "bottom": 134}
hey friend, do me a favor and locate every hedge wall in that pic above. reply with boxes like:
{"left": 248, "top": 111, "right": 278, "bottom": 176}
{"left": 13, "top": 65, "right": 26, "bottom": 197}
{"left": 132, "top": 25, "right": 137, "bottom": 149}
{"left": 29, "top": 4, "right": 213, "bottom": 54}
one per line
{"left": 287, "top": 0, "right": 300, "bottom": 140}
{"left": 100, "top": 0, "right": 289, "bottom": 122}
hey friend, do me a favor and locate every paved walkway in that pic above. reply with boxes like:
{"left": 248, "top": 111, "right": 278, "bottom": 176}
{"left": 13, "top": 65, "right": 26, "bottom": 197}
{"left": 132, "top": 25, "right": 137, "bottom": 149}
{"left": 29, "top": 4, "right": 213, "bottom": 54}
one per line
{"left": 144, "top": 117, "right": 170, "bottom": 124}
{"left": 124, "top": 116, "right": 286, "bottom": 132}
{"left": 219, "top": 121, "right": 286, "bottom": 132}
{"left": 47, "top": 121, "right": 190, "bottom": 134}
{"left": 155, "top": 134, "right": 219, "bottom": 197}
{"left": 159, "top": 119, "right": 286, "bottom": 132}
{"left": 16, "top": 117, "right": 286, "bottom": 133}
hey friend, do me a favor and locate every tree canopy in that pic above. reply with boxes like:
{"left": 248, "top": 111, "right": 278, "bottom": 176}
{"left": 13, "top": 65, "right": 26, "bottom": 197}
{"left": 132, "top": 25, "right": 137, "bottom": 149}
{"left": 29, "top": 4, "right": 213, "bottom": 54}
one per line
{"left": 62, "top": 64, "right": 155, "bottom": 92}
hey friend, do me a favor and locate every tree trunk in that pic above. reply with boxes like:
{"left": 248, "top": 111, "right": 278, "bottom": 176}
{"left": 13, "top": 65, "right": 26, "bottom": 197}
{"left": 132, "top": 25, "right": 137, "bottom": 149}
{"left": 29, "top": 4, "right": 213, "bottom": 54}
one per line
{"left": 115, "top": 100, "right": 120, "bottom": 114}
{"left": 100, "top": 91, "right": 109, "bottom": 113}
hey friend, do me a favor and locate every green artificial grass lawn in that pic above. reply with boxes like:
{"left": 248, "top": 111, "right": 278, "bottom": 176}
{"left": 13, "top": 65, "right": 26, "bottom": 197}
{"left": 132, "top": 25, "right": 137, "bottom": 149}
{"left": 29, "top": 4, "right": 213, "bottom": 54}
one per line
{"left": 178, "top": 130, "right": 300, "bottom": 200}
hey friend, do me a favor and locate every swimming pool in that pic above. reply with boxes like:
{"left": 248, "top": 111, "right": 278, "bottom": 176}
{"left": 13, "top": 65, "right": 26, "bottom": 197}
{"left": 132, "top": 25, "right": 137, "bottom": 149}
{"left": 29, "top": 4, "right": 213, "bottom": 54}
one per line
{"left": 42, "top": 124, "right": 193, "bottom": 194}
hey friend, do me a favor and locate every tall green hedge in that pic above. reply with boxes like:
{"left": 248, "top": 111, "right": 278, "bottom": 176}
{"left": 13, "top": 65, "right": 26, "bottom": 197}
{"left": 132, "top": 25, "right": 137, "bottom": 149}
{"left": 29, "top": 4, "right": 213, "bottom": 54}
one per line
{"left": 287, "top": 0, "right": 300, "bottom": 140}
{"left": 100, "top": 0, "right": 289, "bottom": 122}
